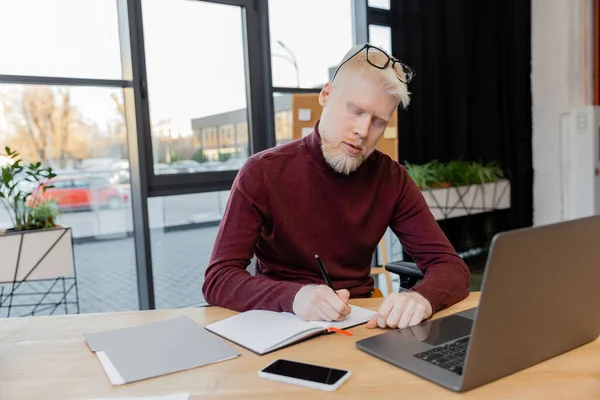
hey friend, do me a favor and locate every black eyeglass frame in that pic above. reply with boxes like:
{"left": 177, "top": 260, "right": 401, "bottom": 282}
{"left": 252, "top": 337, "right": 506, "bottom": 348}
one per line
{"left": 330, "top": 44, "right": 415, "bottom": 84}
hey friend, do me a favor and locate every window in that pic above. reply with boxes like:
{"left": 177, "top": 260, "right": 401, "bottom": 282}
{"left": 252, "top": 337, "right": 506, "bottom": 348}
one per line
{"left": 269, "top": 0, "right": 354, "bottom": 88}
{"left": 272, "top": 92, "right": 316, "bottom": 145}
{"left": 148, "top": 191, "right": 231, "bottom": 309}
{"left": 1, "top": 0, "right": 364, "bottom": 314}
{"left": 275, "top": 110, "right": 293, "bottom": 144}
{"left": 72, "top": 180, "right": 91, "bottom": 189}
{"left": 0, "top": 1, "right": 123, "bottom": 79}
{"left": 218, "top": 125, "right": 235, "bottom": 149}
{"left": 368, "top": 0, "right": 390, "bottom": 10}
{"left": 0, "top": 85, "right": 128, "bottom": 171}
{"left": 198, "top": 127, "right": 219, "bottom": 157}
{"left": 89, "top": 177, "right": 112, "bottom": 189}
{"left": 142, "top": 0, "right": 250, "bottom": 173}
{"left": 235, "top": 122, "right": 249, "bottom": 156}
{"left": 369, "top": 25, "right": 392, "bottom": 54}
{"left": 0, "top": 84, "right": 138, "bottom": 313}
{"left": 51, "top": 180, "right": 73, "bottom": 189}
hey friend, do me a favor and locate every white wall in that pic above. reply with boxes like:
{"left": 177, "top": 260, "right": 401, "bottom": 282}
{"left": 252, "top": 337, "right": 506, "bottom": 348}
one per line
{"left": 531, "top": 0, "right": 594, "bottom": 225}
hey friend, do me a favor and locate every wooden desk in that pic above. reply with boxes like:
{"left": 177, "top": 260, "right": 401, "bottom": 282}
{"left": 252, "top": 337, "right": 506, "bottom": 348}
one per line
{"left": 1, "top": 292, "right": 599, "bottom": 399}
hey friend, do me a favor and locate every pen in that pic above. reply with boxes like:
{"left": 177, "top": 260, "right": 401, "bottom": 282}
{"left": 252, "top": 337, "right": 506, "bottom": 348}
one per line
{"left": 315, "top": 255, "right": 351, "bottom": 322}
{"left": 315, "top": 255, "right": 335, "bottom": 290}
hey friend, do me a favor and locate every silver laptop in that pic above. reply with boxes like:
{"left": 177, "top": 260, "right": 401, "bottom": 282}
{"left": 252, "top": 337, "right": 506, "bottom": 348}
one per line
{"left": 356, "top": 215, "right": 600, "bottom": 392}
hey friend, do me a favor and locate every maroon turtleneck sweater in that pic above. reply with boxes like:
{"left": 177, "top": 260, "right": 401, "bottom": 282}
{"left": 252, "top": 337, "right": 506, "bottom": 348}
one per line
{"left": 202, "top": 121, "right": 470, "bottom": 314}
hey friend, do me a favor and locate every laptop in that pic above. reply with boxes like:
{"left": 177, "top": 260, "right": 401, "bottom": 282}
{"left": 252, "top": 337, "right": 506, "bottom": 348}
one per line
{"left": 356, "top": 214, "right": 600, "bottom": 392}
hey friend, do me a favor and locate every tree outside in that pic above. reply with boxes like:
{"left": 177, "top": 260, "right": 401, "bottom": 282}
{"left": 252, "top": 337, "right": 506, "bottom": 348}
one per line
{"left": 0, "top": 86, "right": 127, "bottom": 168}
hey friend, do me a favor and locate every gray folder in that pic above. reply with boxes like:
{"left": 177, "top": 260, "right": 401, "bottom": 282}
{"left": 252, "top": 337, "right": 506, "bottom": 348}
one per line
{"left": 85, "top": 316, "right": 240, "bottom": 384}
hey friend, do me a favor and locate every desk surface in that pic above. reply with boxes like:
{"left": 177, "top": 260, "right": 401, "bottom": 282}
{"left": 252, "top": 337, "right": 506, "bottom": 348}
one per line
{"left": 1, "top": 292, "right": 599, "bottom": 399}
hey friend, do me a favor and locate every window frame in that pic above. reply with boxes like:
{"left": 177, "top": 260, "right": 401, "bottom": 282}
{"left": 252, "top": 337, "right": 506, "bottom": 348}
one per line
{"left": 135, "top": 0, "right": 276, "bottom": 197}
{"left": 0, "top": 0, "right": 370, "bottom": 311}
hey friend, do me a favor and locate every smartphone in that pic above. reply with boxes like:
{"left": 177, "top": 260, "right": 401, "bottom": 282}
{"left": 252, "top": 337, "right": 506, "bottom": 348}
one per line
{"left": 258, "top": 359, "right": 351, "bottom": 392}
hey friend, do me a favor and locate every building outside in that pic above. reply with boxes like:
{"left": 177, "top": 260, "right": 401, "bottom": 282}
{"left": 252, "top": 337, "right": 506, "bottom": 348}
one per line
{"left": 190, "top": 94, "right": 293, "bottom": 162}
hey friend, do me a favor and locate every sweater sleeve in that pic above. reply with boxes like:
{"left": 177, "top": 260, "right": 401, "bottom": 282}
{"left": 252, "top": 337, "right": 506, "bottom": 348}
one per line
{"left": 202, "top": 158, "right": 304, "bottom": 313}
{"left": 389, "top": 166, "right": 470, "bottom": 314}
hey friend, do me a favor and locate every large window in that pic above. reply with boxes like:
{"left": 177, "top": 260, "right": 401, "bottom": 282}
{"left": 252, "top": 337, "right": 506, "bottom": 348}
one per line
{"left": 142, "top": 0, "right": 250, "bottom": 174}
{"left": 0, "top": 1, "right": 123, "bottom": 79}
{"left": 0, "top": 0, "right": 366, "bottom": 314}
{"left": 0, "top": 84, "right": 139, "bottom": 313}
{"left": 269, "top": 0, "right": 354, "bottom": 88}
{"left": 149, "top": 191, "right": 230, "bottom": 309}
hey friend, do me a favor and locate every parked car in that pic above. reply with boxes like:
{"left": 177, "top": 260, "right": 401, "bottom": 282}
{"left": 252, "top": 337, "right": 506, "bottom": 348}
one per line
{"left": 154, "top": 163, "right": 179, "bottom": 175}
{"left": 171, "top": 160, "right": 236, "bottom": 173}
{"left": 33, "top": 176, "right": 128, "bottom": 211}
{"left": 109, "top": 169, "right": 130, "bottom": 185}
{"left": 171, "top": 160, "right": 204, "bottom": 173}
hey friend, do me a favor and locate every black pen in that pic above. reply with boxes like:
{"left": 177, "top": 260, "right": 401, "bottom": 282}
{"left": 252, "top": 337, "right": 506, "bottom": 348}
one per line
{"left": 315, "top": 255, "right": 350, "bottom": 320}
{"left": 315, "top": 255, "right": 335, "bottom": 290}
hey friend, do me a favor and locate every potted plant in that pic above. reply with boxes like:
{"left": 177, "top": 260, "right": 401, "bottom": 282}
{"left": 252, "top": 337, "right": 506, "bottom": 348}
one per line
{"left": 1, "top": 147, "right": 59, "bottom": 232}
{"left": 404, "top": 160, "right": 510, "bottom": 220}
{"left": 0, "top": 147, "right": 77, "bottom": 317}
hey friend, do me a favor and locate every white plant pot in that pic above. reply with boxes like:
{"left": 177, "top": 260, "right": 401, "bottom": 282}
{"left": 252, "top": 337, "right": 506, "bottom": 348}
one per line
{"left": 423, "top": 186, "right": 450, "bottom": 220}
{"left": 0, "top": 226, "right": 78, "bottom": 316}
{"left": 422, "top": 179, "right": 511, "bottom": 220}
{"left": 456, "top": 184, "right": 480, "bottom": 212}
{"left": 482, "top": 179, "right": 511, "bottom": 210}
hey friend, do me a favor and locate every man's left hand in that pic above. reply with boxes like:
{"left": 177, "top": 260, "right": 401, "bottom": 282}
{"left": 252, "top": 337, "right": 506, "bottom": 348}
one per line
{"left": 366, "top": 291, "right": 433, "bottom": 329}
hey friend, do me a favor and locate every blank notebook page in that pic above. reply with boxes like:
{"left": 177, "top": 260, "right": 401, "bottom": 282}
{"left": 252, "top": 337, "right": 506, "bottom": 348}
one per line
{"left": 206, "top": 310, "right": 322, "bottom": 354}
{"left": 307, "top": 305, "right": 377, "bottom": 329}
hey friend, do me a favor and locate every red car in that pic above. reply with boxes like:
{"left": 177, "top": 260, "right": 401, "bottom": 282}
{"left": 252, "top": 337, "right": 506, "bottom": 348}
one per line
{"left": 34, "top": 176, "right": 128, "bottom": 211}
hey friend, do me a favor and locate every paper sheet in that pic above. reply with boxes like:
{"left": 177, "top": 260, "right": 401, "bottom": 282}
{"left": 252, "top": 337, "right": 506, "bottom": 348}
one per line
{"left": 281, "top": 305, "right": 377, "bottom": 330}
{"left": 206, "top": 309, "right": 320, "bottom": 354}
{"left": 383, "top": 127, "right": 396, "bottom": 139}
{"left": 298, "top": 108, "right": 311, "bottom": 121}
{"left": 97, "top": 351, "right": 125, "bottom": 386}
{"left": 308, "top": 305, "right": 377, "bottom": 329}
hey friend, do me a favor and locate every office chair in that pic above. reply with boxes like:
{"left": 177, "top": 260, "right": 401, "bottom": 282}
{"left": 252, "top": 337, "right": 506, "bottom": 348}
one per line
{"left": 385, "top": 260, "right": 424, "bottom": 291}
{"left": 370, "top": 238, "right": 424, "bottom": 296}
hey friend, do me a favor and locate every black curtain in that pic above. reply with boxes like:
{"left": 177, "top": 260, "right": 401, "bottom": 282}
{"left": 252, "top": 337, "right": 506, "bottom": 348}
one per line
{"left": 391, "top": 0, "right": 533, "bottom": 251}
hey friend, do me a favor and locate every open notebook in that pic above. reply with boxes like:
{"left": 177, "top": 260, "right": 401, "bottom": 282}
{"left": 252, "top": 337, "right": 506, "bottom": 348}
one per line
{"left": 205, "top": 305, "right": 377, "bottom": 355}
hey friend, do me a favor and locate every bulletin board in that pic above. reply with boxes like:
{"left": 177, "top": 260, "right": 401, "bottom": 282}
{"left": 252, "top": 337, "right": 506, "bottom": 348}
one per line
{"left": 376, "top": 109, "right": 398, "bottom": 162}
{"left": 291, "top": 93, "right": 323, "bottom": 141}
{"left": 290, "top": 92, "right": 398, "bottom": 162}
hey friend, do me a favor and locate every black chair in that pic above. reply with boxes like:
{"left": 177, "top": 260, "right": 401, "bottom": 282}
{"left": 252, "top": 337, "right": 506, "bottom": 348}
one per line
{"left": 385, "top": 260, "right": 424, "bottom": 291}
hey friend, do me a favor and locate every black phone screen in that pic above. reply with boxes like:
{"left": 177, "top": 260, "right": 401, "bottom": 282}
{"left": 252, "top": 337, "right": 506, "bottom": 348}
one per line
{"left": 262, "top": 359, "right": 348, "bottom": 384}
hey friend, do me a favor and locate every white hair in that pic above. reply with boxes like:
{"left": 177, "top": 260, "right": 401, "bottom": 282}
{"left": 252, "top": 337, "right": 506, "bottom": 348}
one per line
{"left": 335, "top": 44, "right": 411, "bottom": 109}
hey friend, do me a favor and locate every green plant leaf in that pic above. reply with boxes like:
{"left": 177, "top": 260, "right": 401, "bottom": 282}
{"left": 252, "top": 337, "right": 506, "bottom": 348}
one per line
{"left": 404, "top": 161, "right": 438, "bottom": 189}
{"left": 0, "top": 147, "right": 62, "bottom": 230}
{"left": 403, "top": 159, "right": 505, "bottom": 189}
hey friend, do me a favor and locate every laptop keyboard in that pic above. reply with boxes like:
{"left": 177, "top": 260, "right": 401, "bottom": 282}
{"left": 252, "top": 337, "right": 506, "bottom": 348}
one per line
{"left": 413, "top": 337, "right": 470, "bottom": 375}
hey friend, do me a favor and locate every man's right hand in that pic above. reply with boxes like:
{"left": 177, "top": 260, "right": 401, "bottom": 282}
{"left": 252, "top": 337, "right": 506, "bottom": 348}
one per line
{"left": 292, "top": 285, "right": 352, "bottom": 322}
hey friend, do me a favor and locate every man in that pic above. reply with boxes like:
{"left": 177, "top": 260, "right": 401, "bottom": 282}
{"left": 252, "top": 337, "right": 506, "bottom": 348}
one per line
{"left": 202, "top": 44, "right": 470, "bottom": 330}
